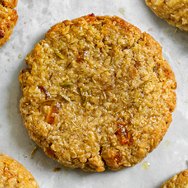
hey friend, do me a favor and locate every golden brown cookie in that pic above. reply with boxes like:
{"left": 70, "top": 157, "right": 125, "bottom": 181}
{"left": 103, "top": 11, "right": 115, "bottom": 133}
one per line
{"left": 0, "top": 0, "right": 18, "bottom": 8}
{"left": 145, "top": 0, "right": 188, "bottom": 32}
{"left": 0, "top": 1, "right": 18, "bottom": 48}
{"left": 161, "top": 169, "right": 188, "bottom": 188}
{"left": 0, "top": 153, "right": 39, "bottom": 188}
{"left": 19, "top": 14, "right": 177, "bottom": 172}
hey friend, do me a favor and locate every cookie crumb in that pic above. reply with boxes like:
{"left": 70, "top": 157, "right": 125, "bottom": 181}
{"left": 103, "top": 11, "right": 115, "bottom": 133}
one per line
{"left": 53, "top": 167, "right": 61, "bottom": 172}
{"left": 30, "top": 146, "right": 37, "bottom": 156}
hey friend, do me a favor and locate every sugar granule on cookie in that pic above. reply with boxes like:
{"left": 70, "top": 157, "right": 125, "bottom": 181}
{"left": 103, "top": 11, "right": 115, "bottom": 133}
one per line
{"left": 19, "top": 14, "right": 177, "bottom": 172}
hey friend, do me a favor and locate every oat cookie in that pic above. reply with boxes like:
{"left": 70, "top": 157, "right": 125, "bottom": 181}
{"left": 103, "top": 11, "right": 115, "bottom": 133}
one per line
{"left": 19, "top": 14, "right": 177, "bottom": 172}
{"left": 145, "top": 0, "right": 188, "bottom": 32}
{"left": 161, "top": 169, "right": 188, "bottom": 188}
{"left": 0, "top": 153, "right": 39, "bottom": 188}
{"left": 0, "top": 1, "right": 18, "bottom": 48}
{"left": 0, "top": 0, "right": 18, "bottom": 8}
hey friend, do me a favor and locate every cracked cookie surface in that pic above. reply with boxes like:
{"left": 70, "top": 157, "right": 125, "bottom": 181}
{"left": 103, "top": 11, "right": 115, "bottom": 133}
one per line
{"left": 19, "top": 14, "right": 177, "bottom": 172}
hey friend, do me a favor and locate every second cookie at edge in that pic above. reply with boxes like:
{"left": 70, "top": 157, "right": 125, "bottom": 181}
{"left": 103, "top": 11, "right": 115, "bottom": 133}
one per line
{"left": 145, "top": 0, "right": 188, "bottom": 32}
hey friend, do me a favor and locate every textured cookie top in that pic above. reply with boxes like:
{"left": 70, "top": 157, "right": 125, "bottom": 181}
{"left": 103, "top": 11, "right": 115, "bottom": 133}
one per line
{"left": 0, "top": 153, "right": 39, "bottom": 188}
{"left": 161, "top": 169, "right": 188, "bottom": 188}
{"left": 0, "top": 3, "right": 18, "bottom": 48}
{"left": 146, "top": 0, "right": 188, "bottom": 32}
{"left": 19, "top": 14, "right": 177, "bottom": 172}
{"left": 0, "top": 0, "right": 18, "bottom": 8}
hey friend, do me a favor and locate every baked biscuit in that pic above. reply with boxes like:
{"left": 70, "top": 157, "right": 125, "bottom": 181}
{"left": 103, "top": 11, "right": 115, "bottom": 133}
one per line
{"left": 145, "top": 0, "right": 188, "bottom": 32}
{"left": 161, "top": 169, "right": 188, "bottom": 188}
{"left": 19, "top": 14, "right": 177, "bottom": 172}
{"left": 0, "top": 2, "right": 18, "bottom": 48}
{"left": 0, "top": 153, "right": 39, "bottom": 188}
{"left": 0, "top": 0, "right": 18, "bottom": 8}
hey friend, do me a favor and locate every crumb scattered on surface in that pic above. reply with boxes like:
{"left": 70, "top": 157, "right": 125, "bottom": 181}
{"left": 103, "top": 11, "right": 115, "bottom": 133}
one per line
{"left": 30, "top": 146, "right": 37, "bottom": 156}
{"left": 53, "top": 167, "right": 61, "bottom": 172}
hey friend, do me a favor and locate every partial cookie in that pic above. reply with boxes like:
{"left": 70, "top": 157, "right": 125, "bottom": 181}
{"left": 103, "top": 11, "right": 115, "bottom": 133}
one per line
{"left": 0, "top": 153, "right": 39, "bottom": 188}
{"left": 0, "top": 2, "right": 18, "bottom": 48}
{"left": 19, "top": 14, "right": 177, "bottom": 172}
{"left": 145, "top": 0, "right": 188, "bottom": 32}
{"left": 0, "top": 0, "right": 18, "bottom": 8}
{"left": 161, "top": 169, "right": 188, "bottom": 188}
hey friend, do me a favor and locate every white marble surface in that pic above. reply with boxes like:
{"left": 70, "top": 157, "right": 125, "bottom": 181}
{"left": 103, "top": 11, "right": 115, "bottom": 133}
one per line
{"left": 0, "top": 0, "right": 188, "bottom": 187}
